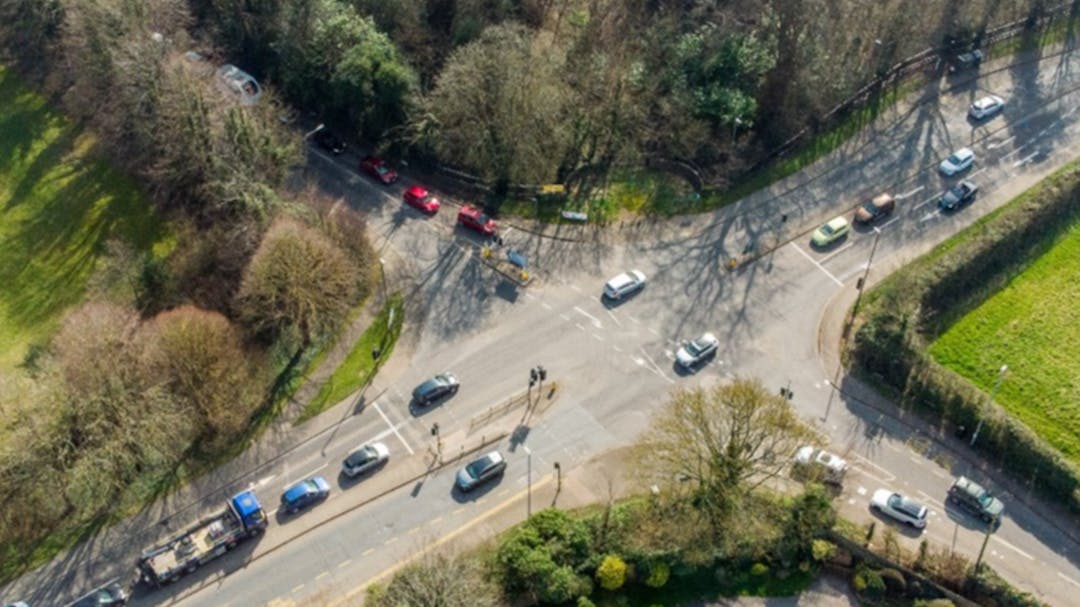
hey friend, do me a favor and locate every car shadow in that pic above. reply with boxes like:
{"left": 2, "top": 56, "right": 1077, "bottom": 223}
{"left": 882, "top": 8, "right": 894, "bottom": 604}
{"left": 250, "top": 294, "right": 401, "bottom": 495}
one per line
{"left": 450, "top": 475, "right": 504, "bottom": 503}
{"left": 867, "top": 507, "right": 926, "bottom": 538}
{"left": 337, "top": 462, "right": 388, "bottom": 490}
{"left": 600, "top": 292, "right": 641, "bottom": 308}
{"left": 941, "top": 502, "right": 1000, "bottom": 532}
{"left": 809, "top": 234, "right": 849, "bottom": 251}
{"left": 408, "top": 397, "right": 451, "bottom": 417}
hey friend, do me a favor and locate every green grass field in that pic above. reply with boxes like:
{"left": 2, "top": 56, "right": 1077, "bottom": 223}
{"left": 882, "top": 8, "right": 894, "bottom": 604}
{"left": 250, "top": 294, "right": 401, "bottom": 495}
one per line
{"left": 929, "top": 221, "right": 1080, "bottom": 466}
{"left": 0, "top": 67, "right": 167, "bottom": 370}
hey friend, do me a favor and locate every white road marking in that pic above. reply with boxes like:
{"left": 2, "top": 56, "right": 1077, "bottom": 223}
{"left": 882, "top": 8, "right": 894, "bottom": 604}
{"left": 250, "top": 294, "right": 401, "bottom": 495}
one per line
{"left": 373, "top": 401, "right": 414, "bottom": 455}
{"left": 851, "top": 454, "right": 897, "bottom": 483}
{"left": 626, "top": 315, "right": 642, "bottom": 324}
{"left": 1013, "top": 151, "right": 1039, "bottom": 168}
{"left": 818, "top": 241, "right": 855, "bottom": 264}
{"left": 604, "top": 308, "right": 623, "bottom": 327}
{"left": 920, "top": 209, "right": 940, "bottom": 222}
{"left": 338, "top": 559, "right": 352, "bottom": 569}
{"left": 969, "top": 167, "right": 988, "bottom": 179}
{"left": 994, "top": 536, "right": 1034, "bottom": 561}
{"left": 876, "top": 216, "right": 899, "bottom": 230}
{"left": 257, "top": 474, "right": 277, "bottom": 486}
{"left": 987, "top": 135, "right": 1016, "bottom": 150}
{"left": 575, "top": 323, "right": 587, "bottom": 331}
{"left": 1057, "top": 572, "right": 1080, "bottom": 589}
{"left": 285, "top": 463, "right": 328, "bottom": 487}
{"left": 897, "top": 185, "right": 925, "bottom": 198}
{"left": 648, "top": 327, "right": 661, "bottom": 336}
{"left": 569, "top": 284, "right": 583, "bottom": 293}
{"left": 592, "top": 333, "right": 605, "bottom": 341}
{"left": 573, "top": 306, "right": 604, "bottom": 329}
{"left": 316, "top": 572, "right": 330, "bottom": 581}
{"left": 559, "top": 313, "right": 571, "bottom": 321}
{"left": 525, "top": 292, "right": 537, "bottom": 300}
{"left": 789, "top": 243, "right": 844, "bottom": 286}
{"left": 637, "top": 347, "right": 675, "bottom": 384}
{"left": 541, "top": 302, "right": 553, "bottom": 310}
{"left": 612, "top": 345, "right": 623, "bottom": 352}
{"left": 911, "top": 194, "right": 940, "bottom": 211}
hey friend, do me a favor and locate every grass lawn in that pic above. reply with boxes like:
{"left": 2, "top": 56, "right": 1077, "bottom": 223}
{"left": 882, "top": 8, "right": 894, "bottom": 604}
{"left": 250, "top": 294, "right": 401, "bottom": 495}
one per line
{"left": 0, "top": 66, "right": 168, "bottom": 371}
{"left": 929, "top": 220, "right": 1080, "bottom": 466}
{"left": 298, "top": 294, "right": 404, "bottom": 423}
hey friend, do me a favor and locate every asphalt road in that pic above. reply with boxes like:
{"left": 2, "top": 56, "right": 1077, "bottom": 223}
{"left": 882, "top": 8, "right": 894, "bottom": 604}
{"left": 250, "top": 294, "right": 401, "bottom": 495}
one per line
{"left": 6, "top": 41, "right": 1080, "bottom": 607}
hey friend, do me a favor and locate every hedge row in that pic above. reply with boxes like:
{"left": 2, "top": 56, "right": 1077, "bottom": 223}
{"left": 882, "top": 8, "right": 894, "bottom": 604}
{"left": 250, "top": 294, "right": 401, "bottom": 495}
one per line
{"left": 850, "top": 159, "right": 1080, "bottom": 516}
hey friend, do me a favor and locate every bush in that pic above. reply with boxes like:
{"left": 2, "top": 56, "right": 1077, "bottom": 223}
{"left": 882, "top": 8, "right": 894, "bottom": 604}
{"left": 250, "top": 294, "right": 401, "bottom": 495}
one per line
{"left": 495, "top": 509, "right": 594, "bottom": 604}
{"left": 967, "top": 565, "right": 1050, "bottom": 607}
{"left": 914, "top": 600, "right": 956, "bottom": 607}
{"left": 853, "top": 566, "right": 886, "bottom": 598}
{"left": 811, "top": 539, "right": 836, "bottom": 562}
{"left": 644, "top": 561, "right": 671, "bottom": 588}
{"left": 576, "top": 597, "right": 596, "bottom": 607}
{"left": 750, "top": 562, "right": 769, "bottom": 576}
{"left": 596, "top": 554, "right": 628, "bottom": 591}
{"left": 879, "top": 567, "right": 907, "bottom": 596}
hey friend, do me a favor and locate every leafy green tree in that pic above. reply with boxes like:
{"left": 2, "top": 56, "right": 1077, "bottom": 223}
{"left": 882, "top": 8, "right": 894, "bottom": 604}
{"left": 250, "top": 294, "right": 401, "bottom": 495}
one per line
{"left": 495, "top": 508, "right": 594, "bottom": 604}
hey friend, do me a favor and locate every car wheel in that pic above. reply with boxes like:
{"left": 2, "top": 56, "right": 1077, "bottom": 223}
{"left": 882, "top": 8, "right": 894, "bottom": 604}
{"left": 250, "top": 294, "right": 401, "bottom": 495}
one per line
{"left": 451, "top": 385, "right": 459, "bottom": 395}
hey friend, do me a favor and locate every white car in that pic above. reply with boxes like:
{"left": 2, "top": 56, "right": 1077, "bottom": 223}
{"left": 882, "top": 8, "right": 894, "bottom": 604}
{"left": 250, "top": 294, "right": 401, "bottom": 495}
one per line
{"left": 341, "top": 442, "right": 390, "bottom": 477}
{"left": 602, "top": 270, "right": 647, "bottom": 300}
{"left": 675, "top": 332, "right": 719, "bottom": 368}
{"left": 216, "top": 64, "right": 262, "bottom": 105}
{"left": 939, "top": 147, "right": 975, "bottom": 176}
{"left": 968, "top": 95, "right": 1005, "bottom": 120}
{"left": 793, "top": 446, "right": 849, "bottom": 484}
{"left": 870, "top": 489, "right": 928, "bottom": 529}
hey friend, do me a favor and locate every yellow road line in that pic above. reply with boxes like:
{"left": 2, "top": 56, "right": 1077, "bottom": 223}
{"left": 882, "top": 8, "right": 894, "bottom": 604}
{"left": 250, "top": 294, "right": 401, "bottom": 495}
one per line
{"left": 330, "top": 477, "right": 553, "bottom": 607}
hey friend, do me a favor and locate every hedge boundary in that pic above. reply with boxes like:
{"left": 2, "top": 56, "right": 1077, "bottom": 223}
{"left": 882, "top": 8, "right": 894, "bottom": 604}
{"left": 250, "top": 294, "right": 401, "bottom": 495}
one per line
{"left": 849, "top": 158, "right": 1080, "bottom": 516}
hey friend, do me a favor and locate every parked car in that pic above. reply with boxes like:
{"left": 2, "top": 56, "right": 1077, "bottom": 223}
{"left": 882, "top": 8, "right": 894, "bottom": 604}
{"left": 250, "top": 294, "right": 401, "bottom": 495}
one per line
{"left": 403, "top": 186, "right": 441, "bottom": 214}
{"left": 71, "top": 582, "right": 130, "bottom": 607}
{"left": 456, "top": 450, "right": 507, "bottom": 492}
{"left": 854, "top": 193, "right": 896, "bottom": 224}
{"left": 939, "top": 147, "right": 975, "bottom": 176}
{"left": 280, "top": 477, "right": 330, "bottom": 514}
{"left": 602, "top": 270, "right": 647, "bottom": 301}
{"left": 969, "top": 95, "right": 1005, "bottom": 120}
{"left": 949, "top": 49, "right": 984, "bottom": 73}
{"left": 457, "top": 205, "right": 497, "bottom": 236}
{"left": 675, "top": 332, "right": 719, "bottom": 368}
{"left": 948, "top": 476, "right": 1005, "bottom": 525}
{"left": 412, "top": 373, "right": 459, "bottom": 406}
{"left": 811, "top": 216, "right": 850, "bottom": 248}
{"left": 342, "top": 442, "right": 390, "bottom": 478}
{"left": 870, "top": 489, "right": 928, "bottom": 529}
{"left": 313, "top": 129, "right": 347, "bottom": 154}
{"left": 359, "top": 156, "right": 398, "bottom": 184}
{"left": 793, "top": 446, "right": 849, "bottom": 485}
{"left": 3, "top": 602, "right": 29, "bottom": 607}
{"left": 215, "top": 64, "right": 261, "bottom": 105}
{"left": 939, "top": 180, "right": 978, "bottom": 211}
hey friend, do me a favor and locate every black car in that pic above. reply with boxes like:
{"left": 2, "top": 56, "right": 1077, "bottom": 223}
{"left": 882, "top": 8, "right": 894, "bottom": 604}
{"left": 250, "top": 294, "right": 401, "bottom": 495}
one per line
{"left": 412, "top": 372, "right": 459, "bottom": 406}
{"left": 313, "top": 129, "right": 347, "bottom": 154}
{"left": 939, "top": 181, "right": 978, "bottom": 211}
{"left": 72, "top": 582, "right": 130, "bottom": 606}
{"left": 949, "top": 49, "right": 984, "bottom": 73}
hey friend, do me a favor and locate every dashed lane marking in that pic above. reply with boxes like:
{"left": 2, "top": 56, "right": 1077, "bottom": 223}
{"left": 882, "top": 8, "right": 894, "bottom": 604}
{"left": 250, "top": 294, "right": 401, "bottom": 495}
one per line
{"left": 573, "top": 306, "right": 604, "bottom": 329}
{"left": 911, "top": 194, "right": 940, "bottom": 211}
{"left": 362, "top": 548, "right": 374, "bottom": 556}
{"left": 897, "top": 185, "right": 925, "bottom": 198}
{"left": 373, "top": 401, "right": 414, "bottom": 455}
{"left": 604, "top": 308, "right": 623, "bottom": 328}
{"left": 315, "top": 572, "right": 330, "bottom": 582}
{"left": 559, "top": 313, "right": 571, "bottom": 321}
{"left": 384, "top": 536, "right": 399, "bottom": 545}
{"left": 790, "top": 243, "right": 844, "bottom": 286}
{"left": 1058, "top": 572, "right": 1080, "bottom": 589}
{"left": 541, "top": 302, "right": 553, "bottom": 310}
{"left": 1013, "top": 151, "right": 1040, "bottom": 168}
{"left": 338, "top": 559, "right": 352, "bottom": 569}
{"left": 592, "top": 333, "right": 605, "bottom": 341}
{"left": 292, "top": 585, "right": 305, "bottom": 594}
{"left": 994, "top": 536, "right": 1034, "bottom": 561}
{"left": 575, "top": 323, "right": 587, "bottom": 331}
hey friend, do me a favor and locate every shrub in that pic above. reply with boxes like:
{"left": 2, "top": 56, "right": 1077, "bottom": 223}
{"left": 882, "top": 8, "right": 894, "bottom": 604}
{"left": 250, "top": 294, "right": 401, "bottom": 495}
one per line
{"left": 914, "top": 600, "right": 956, "bottom": 607}
{"left": 576, "top": 597, "right": 596, "bottom": 607}
{"left": 750, "top": 562, "right": 769, "bottom": 576}
{"left": 811, "top": 539, "right": 836, "bottom": 562}
{"left": 879, "top": 567, "right": 907, "bottom": 596}
{"left": 644, "top": 561, "right": 671, "bottom": 588}
{"left": 853, "top": 566, "right": 886, "bottom": 598}
{"left": 596, "top": 554, "right": 628, "bottom": 591}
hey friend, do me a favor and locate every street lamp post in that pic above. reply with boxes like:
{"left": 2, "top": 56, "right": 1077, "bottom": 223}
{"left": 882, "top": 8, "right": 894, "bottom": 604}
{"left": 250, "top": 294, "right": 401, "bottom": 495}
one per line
{"left": 303, "top": 123, "right": 325, "bottom": 140}
{"left": 524, "top": 446, "right": 533, "bottom": 518}
{"left": 971, "top": 365, "right": 1008, "bottom": 447}
{"left": 847, "top": 227, "right": 882, "bottom": 335}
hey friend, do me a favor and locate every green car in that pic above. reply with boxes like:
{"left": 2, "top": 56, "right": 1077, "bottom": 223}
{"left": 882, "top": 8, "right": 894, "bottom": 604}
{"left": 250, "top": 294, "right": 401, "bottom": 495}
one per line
{"left": 811, "top": 216, "right": 850, "bottom": 248}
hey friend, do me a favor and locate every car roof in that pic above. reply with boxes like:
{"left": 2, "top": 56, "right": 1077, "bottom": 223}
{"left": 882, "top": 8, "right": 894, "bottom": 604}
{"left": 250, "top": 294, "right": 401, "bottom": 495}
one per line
{"left": 953, "top": 147, "right": 974, "bottom": 159}
{"left": 871, "top": 193, "right": 894, "bottom": 205}
{"left": 406, "top": 185, "right": 427, "bottom": 196}
{"left": 826, "top": 216, "right": 849, "bottom": 229}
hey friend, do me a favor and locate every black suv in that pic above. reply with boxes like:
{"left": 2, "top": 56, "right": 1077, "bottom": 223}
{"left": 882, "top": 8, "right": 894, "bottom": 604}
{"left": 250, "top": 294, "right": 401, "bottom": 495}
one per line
{"left": 949, "top": 49, "right": 984, "bottom": 73}
{"left": 948, "top": 476, "right": 1005, "bottom": 525}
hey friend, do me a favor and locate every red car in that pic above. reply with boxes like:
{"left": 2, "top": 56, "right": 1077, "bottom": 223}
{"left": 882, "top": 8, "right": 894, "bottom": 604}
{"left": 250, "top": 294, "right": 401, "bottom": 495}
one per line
{"left": 457, "top": 205, "right": 497, "bottom": 236}
{"left": 359, "top": 156, "right": 398, "bottom": 184}
{"left": 403, "top": 186, "right": 440, "bottom": 214}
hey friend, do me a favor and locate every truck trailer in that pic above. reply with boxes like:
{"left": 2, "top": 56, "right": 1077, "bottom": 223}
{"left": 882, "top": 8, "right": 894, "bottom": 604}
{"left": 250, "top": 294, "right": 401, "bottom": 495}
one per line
{"left": 137, "top": 490, "right": 267, "bottom": 588}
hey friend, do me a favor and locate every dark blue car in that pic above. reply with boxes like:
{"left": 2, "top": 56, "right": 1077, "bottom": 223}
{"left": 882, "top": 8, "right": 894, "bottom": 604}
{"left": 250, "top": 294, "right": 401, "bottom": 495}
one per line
{"left": 281, "top": 477, "right": 330, "bottom": 514}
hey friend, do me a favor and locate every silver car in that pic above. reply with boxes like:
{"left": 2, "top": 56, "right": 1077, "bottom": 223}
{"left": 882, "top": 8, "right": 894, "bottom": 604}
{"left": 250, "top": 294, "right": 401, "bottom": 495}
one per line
{"left": 871, "top": 489, "right": 928, "bottom": 529}
{"left": 341, "top": 442, "right": 390, "bottom": 477}
{"left": 456, "top": 450, "right": 507, "bottom": 492}
{"left": 602, "top": 270, "right": 647, "bottom": 300}
{"left": 675, "top": 332, "right": 719, "bottom": 368}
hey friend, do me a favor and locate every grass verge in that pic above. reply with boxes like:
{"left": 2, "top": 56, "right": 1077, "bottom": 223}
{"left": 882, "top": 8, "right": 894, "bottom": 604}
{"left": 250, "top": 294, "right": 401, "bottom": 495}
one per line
{"left": 298, "top": 293, "right": 404, "bottom": 423}
{"left": 0, "top": 66, "right": 169, "bottom": 371}
{"left": 929, "top": 219, "right": 1080, "bottom": 465}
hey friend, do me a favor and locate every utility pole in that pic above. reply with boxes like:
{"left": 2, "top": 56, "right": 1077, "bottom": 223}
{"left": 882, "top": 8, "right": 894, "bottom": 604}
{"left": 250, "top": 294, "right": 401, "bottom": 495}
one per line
{"left": 974, "top": 513, "right": 999, "bottom": 571}
{"left": 847, "top": 227, "right": 882, "bottom": 336}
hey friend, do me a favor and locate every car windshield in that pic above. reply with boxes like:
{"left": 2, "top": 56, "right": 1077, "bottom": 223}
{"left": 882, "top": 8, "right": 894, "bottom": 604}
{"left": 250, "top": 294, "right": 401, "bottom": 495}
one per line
{"left": 375, "top": 165, "right": 389, "bottom": 175}
{"left": 947, "top": 154, "right": 962, "bottom": 164}
{"left": 477, "top": 213, "right": 490, "bottom": 224}
{"left": 820, "top": 224, "right": 835, "bottom": 235}
{"left": 862, "top": 200, "right": 879, "bottom": 213}
{"left": 889, "top": 494, "right": 924, "bottom": 517}
{"left": 466, "top": 456, "right": 493, "bottom": 478}
{"left": 686, "top": 340, "right": 705, "bottom": 355}
{"left": 978, "top": 493, "right": 994, "bottom": 507}
{"left": 347, "top": 447, "right": 375, "bottom": 466}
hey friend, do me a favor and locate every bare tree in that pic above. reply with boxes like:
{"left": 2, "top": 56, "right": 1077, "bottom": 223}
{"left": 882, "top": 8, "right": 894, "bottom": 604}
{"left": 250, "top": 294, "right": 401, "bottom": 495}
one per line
{"left": 634, "top": 378, "right": 818, "bottom": 531}
{"left": 366, "top": 548, "right": 501, "bottom": 607}
{"left": 236, "top": 218, "right": 362, "bottom": 349}
{"left": 145, "top": 305, "right": 268, "bottom": 449}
